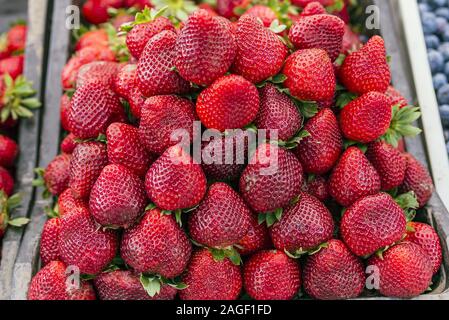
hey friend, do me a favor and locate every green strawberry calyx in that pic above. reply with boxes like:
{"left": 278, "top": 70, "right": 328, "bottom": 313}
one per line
{"left": 258, "top": 208, "right": 283, "bottom": 227}
{"left": 210, "top": 246, "right": 242, "bottom": 266}
{"left": 394, "top": 191, "right": 419, "bottom": 222}
{"left": 284, "top": 242, "right": 329, "bottom": 259}
{"left": 120, "top": 6, "right": 169, "bottom": 33}
{"left": 381, "top": 104, "right": 422, "bottom": 148}
{"left": 140, "top": 273, "right": 188, "bottom": 297}
{"left": 147, "top": 202, "right": 199, "bottom": 227}
{"left": 32, "top": 167, "right": 52, "bottom": 199}
{"left": 0, "top": 191, "right": 28, "bottom": 232}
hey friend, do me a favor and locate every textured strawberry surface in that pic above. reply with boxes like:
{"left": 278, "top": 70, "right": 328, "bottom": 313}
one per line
{"left": 40, "top": 218, "right": 61, "bottom": 266}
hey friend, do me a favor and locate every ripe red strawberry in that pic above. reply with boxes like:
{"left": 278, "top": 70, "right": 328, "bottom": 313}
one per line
{"left": 136, "top": 30, "right": 190, "bottom": 97}
{"left": 28, "top": 261, "right": 96, "bottom": 300}
{"left": 94, "top": 270, "right": 177, "bottom": 300}
{"left": 340, "top": 36, "right": 391, "bottom": 95}
{"left": 233, "top": 14, "right": 288, "bottom": 84}
{"left": 385, "top": 85, "right": 408, "bottom": 108}
{"left": 244, "top": 5, "right": 277, "bottom": 27}
{"left": 283, "top": 49, "right": 336, "bottom": 101}
{"left": 145, "top": 145, "right": 207, "bottom": 211}
{"left": 0, "top": 135, "right": 18, "bottom": 168}
{"left": 68, "top": 81, "right": 125, "bottom": 139}
{"left": 82, "top": 0, "right": 123, "bottom": 25}
{"left": 179, "top": 249, "right": 242, "bottom": 300}
{"left": 107, "top": 123, "right": 153, "bottom": 176}
{"left": 300, "top": 2, "right": 327, "bottom": 16}
{"left": 60, "top": 93, "right": 71, "bottom": 132}
{"left": 399, "top": 153, "right": 434, "bottom": 208}
{"left": 289, "top": 14, "right": 345, "bottom": 61}
{"left": 341, "top": 193, "right": 407, "bottom": 257}
{"left": 40, "top": 218, "right": 61, "bottom": 266}
{"left": 42, "top": 154, "right": 72, "bottom": 196}
{"left": 126, "top": 16, "right": 175, "bottom": 60}
{"left": 295, "top": 109, "right": 342, "bottom": 175}
{"left": 189, "top": 182, "right": 251, "bottom": 248}
{"left": 217, "top": 0, "right": 250, "bottom": 18}
{"left": 240, "top": 143, "right": 303, "bottom": 213}
{"left": 270, "top": 192, "right": 334, "bottom": 253}
{"left": 244, "top": 250, "right": 301, "bottom": 300}
{"left": 0, "top": 55, "right": 24, "bottom": 79}
{"left": 175, "top": 9, "right": 236, "bottom": 86}
{"left": 341, "top": 24, "right": 362, "bottom": 54}
{"left": 127, "top": 85, "right": 146, "bottom": 118}
{"left": 69, "top": 142, "right": 108, "bottom": 200}
{"left": 196, "top": 74, "right": 259, "bottom": 132}
{"left": 340, "top": 92, "right": 392, "bottom": 143}
{"left": 292, "top": 0, "right": 337, "bottom": 6}
{"left": 60, "top": 133, "right": 77, "bottom": 155}
{"left": 255, "top": 84, "right": 303, "bottom": 142}
{"left": 76, "top": 61, "right": 121, "bottom": 89}
{"left": 139, "top": 95, "right": 197, "bottom": 155}
{"left": 302, "top": 175, "right": 330, "bottom": 202}
{"left": 368, "top": 242, "right": 433, "bottom": 298}
{"left": 121, "top": 208, "right": 192, "bottom": 277}
{"left": 406, "top": 222, "right": 442, "bottom": 275}
{"left": 237, "top": 215, "right": 272, "bottom": 256}
{"left": 0, "top": 167, "right": 14, "bottom": 196}
{"left": 58, "top": 188, "right": 86, "bottom": 217}
{"left": 366, "top": 141, "right": 406, "bottom": 190}
{"left": 75, "top": 29, "right": 109, "bottom": 51}
{"left": 303, "top": 239, "right": 365, "bottom": 300}
{"left": 89, "top": 164, "right": 147, "bottom": 228}
{"left": 113, "top": 64, "right": 137, "bottom": 99}
{"left": 123, "top": 0, "right": 153, "bottom": 10}
{"left": 329, "top": 147, "right": 381, "bottom": 207}
{"left": 59, "top": 205, "right": 118, "bottom": 275}
{"left": 6, "top": 24, "right": 27, "bottom": 53}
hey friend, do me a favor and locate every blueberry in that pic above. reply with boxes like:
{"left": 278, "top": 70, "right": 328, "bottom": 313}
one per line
{"left": 422, "top": 12, "right": 438, "bottom": 34}
{"left": 439, "top": 43, "right": 449, "bottom": 60}
{"left": 444, "top": 61, "right": 449, "bottom": 75}
{"left": 432, "top": 0, "right": 447, "bottom": 8}
{"left": 439, "top": 86, "right": 449, "bottom": 104}
{"left": 436, "top": 17, "right": 448, "bottom": 34}
{"left": 419, "top": 2, "right": 431, "bottom": 13}
{"left": 426, "top": 35, "right": 441, "bottom": 49}
{"left": 436, "top": 7, "right": 449, "bottom": 20}
{"left": 441, "top": 105, "right": 449, "bottom": 127}
{"left": 428, "top": 49, "right": 445, "bottom": 73}
{"left": 444, "top": 130, "right": 449, "bottom": 140}
{"left": 434, "top": 73, "right": 448, "bottom": 89}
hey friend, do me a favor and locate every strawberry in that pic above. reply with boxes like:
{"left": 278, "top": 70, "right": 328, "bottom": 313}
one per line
{"left": 89, "top": 164, "right": 147, "bottom": 228}
{"left": 341, "top": 193, "right": 407, "bottom": 257}
{"left": 121, "top": 208, "right": 192, "bottom": 277}
{"left": 368, "top": 242, "right": 433, "bottom": 298}
{"left": 69, "top": 142, "right": 108, "bottom": 200}
{"left": 283, "top": 49, "right": 336, "bottom": 101}
{"left": 58, "top": 188, "right": 86, "bottom": 217}
{"left": 123, "top": 0, "right": 153, "bottom": 10}
{"left": 189, "top": 182, "right": 252, "bottom": 248}
{"left": 399, "top": 153, "right": 434, "bottom": 208}
{"left": 217, "top": 0, "right": 250, "bottom": 18}
{"left": 292, "top": 0, "right": 336, "bottom": 6}
{"left": 244, "top": 250, "right": 301, "bottom": 300}
{"left": 175, "top": 9, "right": 236, "bottom": 86}
{"left": 128, "top": 85, "right": 146, "bottom": 118}
{"left": 341, "top": 24, "right": 362, "bottom": 54}
{"left": 329, "top": 147, "right": 381, "bottom": 207}
{"left": 28, "top": 261, "right": 96, "bottom": 300}
{"left": 0, "top": 135, "right": 18, "bottom": 168}
{"left": 59, "top": 205, "right": 119, "bottom": 275}
{"left": 179, "top": 249, "right": 242, "bottom": 300}
{"left": 197, "top": 74, "right": 259, "bottom": 131}
{"left": 303, "top": 239, "right": 365, "bottom": 300}
{"left": 60, "top": 93, "right": 71, "bottom": 132}
{"left": 82, "top": 0, "right": 123, "bottom": 25}
{"left": 302, "top": 175, "right": 330, "bottom": 202}
{"left": 40, "top": 218, "right": 61, "bottom": 266}
{"left": 75, "top": 29, "right": 109, "bottom": 51}
{"left": 237, "top": 215, "right": 272, "bottom": 256}
{"left": 76, "top": 61, "right": 121, "bottom": 89}
{"left": 289, "top": 14, "right": 345, "bottom": 61}
{"left": 0, "top": 55, "right": 24, "bottom": 80}
{"left": 244, "top": 5, "right": 277, "bottom": 27}
{"left": 94, "top": 270, "right": 177, "bottom": 300}
{"left": 240, "top": 143, "right": 303, "bottom": 213}
{"left": 405, "top": 222, "right": 442, "bottom": 275}
{"left": 340, "top": 36, "right": 391, "bottom": 95}
{"left": 300, "top": 2, "right": 327, "bottom": 16}
{"left": 295, "top": 108, "right": 342, "bottom": 175}
{"left": 136, "top": 30, "right": 190, "bottom": 97}
{"left": 255, "top": 84, "right": 303, "bottom": 142}
{"left": 340, "top": 92, "right": 392, "bottom": 144}
{"left": 233, "top": 14, "right": 288, "bottom": 84}
{"left": 113, "top": 64, "right": 137, "bottom": 99}
{"left": 6, "top": 24, "right": 27, "bottom": 53}
{"left": 139, "top": 95, "right": 197, "bottom": 155}
{"left": 145, "top": 145, "right": 207, "bottom": 211}
{"left": 385, "top": 85, "right": 408, "bottom": 108}
{"left": 107, "top": 122, "right": 153, "bottom": 176}
{"left": 68, "top": 81, "right": 125, "bottom": 139}
{"left": 41, "top": 154, "right": 72, "bottom": 197}
{"left": 0, "top": 167, "right": 14, "bottom": 196}
{"left": 270, "top": 192, "right": 334, "bottom": 254}
{"left": 60, "top": 133, "right": 77, "bottom": 155}
{"left": 366, "top": 141, "right": 406, "bottom": 190}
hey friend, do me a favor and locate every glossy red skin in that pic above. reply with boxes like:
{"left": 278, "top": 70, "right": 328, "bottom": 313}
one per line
{"left": 175, "top": 10, "right": 236, "bottom": 86}
{"left": 233, "top": 14, "right": 288, "bottom": 84}
{"left": 244, "top": 250, "right": 301, "bottom": 300}
{"left": 113, "top": 64, "right": 137, "bottom": 99}
{"left": 244, "top": 5, "right": 277, "bottom": 27}
{"left": 121, "top": 209, "right": 192, "bottom": 278}
{"left": 28, "top": 261, "right": 96, "bottom": 300}
{"left": 60, "top": 93, "right": 71, "bottom": 132}
{"left": 58, "top": 188, "right": 86, "bottom": 217}
{"left": 303, "top": 175, "right": 330, "bottom": 202}
{"left": 94, "top": 270, "right": 177, "bottom": 301}
{"left": 366, "top": 141, "right": 406, "bottom": 191}
{"left": 180, "top": 249, "right": 242, "bottom": 301}
{"left": 289, "top": 14, "right": 345, "bottom": 61}
{"left": 399, "top": 153, "right": 434, "bottom": 208}
{"left": 0, "top": 55, "right": 24, "bottom": 79}
{"left": 340, "top": 36, "right": 391, "bottom": 95}
{"left": 341, "top": 24, "right": 362, "bottom": 54}
{"left": 0, "top": 166, "right": 14, "bottom": 196}
{"left": 406, "top": 222, "right": 443, "bottom": 275}
{"left": 127, "top": 85, "right": 146, "bottom": 119}
{"left": 75, "top": 29, "right": 109, "bottom": 51}
{"left": 270, "top": 192, "right": 335, "bottom": 252}
{"left": 240, "top": 143, "right": 303, "bottom": 213}
{"left": 217, "top": 0, "right": 251, "bottom": 18}
{"left": 300, "top": 2, "right": 327, "bottom": 16}
{"left": 340, "top": 92, "right": 392, "bottom": 143}
{"left": 303, "top": 239, "right": 365, "bottom": 300}
{"left": 40, "top": 218, "right": 61, "bottom": 266}
{"left": 341, "top": 193, "right": 407, "bottom": 257}
{"left": 123, "top": 0, "right": 153, "bottom": 10}
{"left": 295, "top": 108, "right": 342, "bottom": 175}
{"left": 145, "top": 145, "right": 207, "bottom": 211}
{"left": 82, "top": 0, "right": 123, "bottom": 25}
{"left": 385, "top": 85, "right": 408, "bottom": 108}
{"left": 291, "top": 0, "right": 337, "bottom": 6}
{"left": 44, "top": 154, "right": 71, "bottom": 196}
{"left": 329, "top": 147, "right": 381, "bottom": 207}
{"left": 368, "top": 242, "right": 433, "bottom": 298}
{"left": 7, "top": 25, "right": 27, "bottom": 53}
{"left": 237, "top": 215, "right": 272, "bottom": 256}
{"left": 60, "top": 133, "right": 77, "bottom": 155}
{"left": 196, "top": 74, "right": 259, "bottom": 132}
{"left": 76, "top": 61, "right": 121, "bottom": 89}
{"left": 283, "top": 49, "right": 336, "bottom": 101}
{"left": 59, "top": 206, "right": 118, "bottom": 275}
{"left": 0, "top": 135, "right": 18, "bottom": 168}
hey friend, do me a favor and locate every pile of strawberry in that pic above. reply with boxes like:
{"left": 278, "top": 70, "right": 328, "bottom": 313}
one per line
{"left": 28, "top": 0, "right": 443, "bottom": 301}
